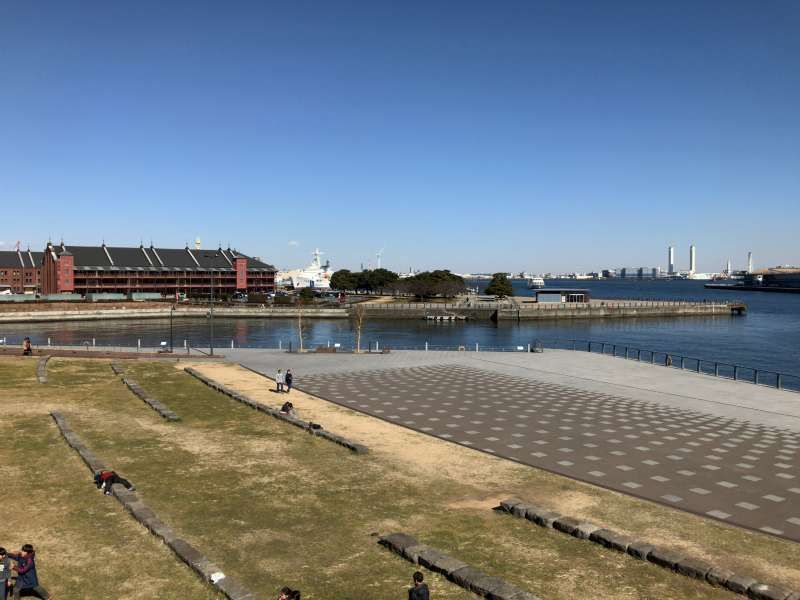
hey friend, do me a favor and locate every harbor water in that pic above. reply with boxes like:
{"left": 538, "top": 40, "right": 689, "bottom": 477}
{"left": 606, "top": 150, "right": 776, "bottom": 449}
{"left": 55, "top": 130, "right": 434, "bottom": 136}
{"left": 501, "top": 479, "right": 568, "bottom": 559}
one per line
{"left": 1, "top": 279, "right": 798, "bottom": 379}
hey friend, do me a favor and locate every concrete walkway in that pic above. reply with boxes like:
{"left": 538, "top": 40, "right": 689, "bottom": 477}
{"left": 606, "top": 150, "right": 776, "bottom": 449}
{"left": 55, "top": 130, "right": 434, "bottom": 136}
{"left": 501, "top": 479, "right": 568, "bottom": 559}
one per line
{"left": 226, "top": 348, "right": 800, "bottom": 542}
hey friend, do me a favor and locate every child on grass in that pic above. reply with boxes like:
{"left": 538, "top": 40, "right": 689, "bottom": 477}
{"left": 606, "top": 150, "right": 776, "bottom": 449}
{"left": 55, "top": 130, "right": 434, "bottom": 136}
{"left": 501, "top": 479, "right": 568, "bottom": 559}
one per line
{"left": 7, "top": 544, "right": 51, "bottom": 600}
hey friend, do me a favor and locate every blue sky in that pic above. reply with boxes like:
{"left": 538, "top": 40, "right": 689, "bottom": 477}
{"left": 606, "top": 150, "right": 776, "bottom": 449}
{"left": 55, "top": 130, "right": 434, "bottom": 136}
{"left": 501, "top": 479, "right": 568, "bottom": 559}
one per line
{"left": 1, "top": 1, "right": 798, "bottom": 273}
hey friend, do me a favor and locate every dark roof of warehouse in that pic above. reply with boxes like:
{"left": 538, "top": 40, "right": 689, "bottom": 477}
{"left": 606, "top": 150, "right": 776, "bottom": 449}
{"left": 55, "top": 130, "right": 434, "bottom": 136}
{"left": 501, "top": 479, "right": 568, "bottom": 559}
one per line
{"left": 0, "top": 250, "right": 44, "bottom": 268}
{"left": 46, "top": 243, "right": 275, "bottom": 271}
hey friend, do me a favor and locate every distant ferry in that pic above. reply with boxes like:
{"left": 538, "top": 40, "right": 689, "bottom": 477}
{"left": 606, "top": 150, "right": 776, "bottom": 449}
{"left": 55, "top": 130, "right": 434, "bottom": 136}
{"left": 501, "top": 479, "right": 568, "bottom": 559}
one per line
{"left": 527, "top": 276, "right": 545, "bottom": 289}
{"left": 277, "top": 248, "right": 332, "bottom": 289}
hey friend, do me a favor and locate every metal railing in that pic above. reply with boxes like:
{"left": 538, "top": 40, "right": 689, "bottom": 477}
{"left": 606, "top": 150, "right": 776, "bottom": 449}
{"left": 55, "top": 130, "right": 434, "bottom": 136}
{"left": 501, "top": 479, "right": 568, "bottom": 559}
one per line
{"left": 537, "top": 338, "right": 800, "bottom": 393}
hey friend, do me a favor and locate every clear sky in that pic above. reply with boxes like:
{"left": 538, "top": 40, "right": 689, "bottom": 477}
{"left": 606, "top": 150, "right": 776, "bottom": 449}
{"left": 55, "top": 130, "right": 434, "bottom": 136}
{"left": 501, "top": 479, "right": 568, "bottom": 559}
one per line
{"left": 1, "top": 1, "right": 798, "bottom": 273}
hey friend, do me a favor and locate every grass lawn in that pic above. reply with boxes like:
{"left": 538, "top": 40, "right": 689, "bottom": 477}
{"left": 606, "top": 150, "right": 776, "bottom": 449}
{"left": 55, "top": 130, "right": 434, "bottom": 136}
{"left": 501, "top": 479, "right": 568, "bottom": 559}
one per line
{"left": 2, "top": 355, "right": 799, "bottom": 599}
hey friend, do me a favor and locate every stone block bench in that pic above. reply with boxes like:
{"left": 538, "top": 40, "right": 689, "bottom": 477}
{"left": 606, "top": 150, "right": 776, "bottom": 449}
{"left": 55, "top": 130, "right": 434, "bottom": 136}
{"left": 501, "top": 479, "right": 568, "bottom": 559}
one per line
{"left": 120, "top": 377, "right": 181, "bottom": 422}
{"left": 36, "top": 355, "right": 50, "bottom": 383}
{"left": 110, "top": 361, "right": 125, "bottom": 376}
{"left": 49, "top": 411, "right": 255, "bottom": 600}
{"left": 379, "top": 532, "right": 541, "bottom": 600}
{"left": 184, "top": 367, "right": 368, "bottom": 454}
{"left": 497, "top": 498, "right": 800, "bottom": 600}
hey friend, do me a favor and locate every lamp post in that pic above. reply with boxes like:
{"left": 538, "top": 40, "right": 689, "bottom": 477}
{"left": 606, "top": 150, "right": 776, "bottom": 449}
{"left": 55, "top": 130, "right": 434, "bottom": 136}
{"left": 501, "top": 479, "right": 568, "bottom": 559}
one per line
{"left": 209, "top": 269, "right": 215, "bottom": 356}
{"left": 169, "top": 304, "right": 175, "bottom": 353}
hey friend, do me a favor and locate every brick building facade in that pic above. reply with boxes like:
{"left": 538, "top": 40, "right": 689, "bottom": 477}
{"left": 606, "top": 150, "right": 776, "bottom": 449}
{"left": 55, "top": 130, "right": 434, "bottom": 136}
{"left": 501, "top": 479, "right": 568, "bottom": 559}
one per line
{"left": 41, "top": 242, "right": 275, "bottom": 297}
{"left": 0, "top": 249, "right": 43, "bottom": 294}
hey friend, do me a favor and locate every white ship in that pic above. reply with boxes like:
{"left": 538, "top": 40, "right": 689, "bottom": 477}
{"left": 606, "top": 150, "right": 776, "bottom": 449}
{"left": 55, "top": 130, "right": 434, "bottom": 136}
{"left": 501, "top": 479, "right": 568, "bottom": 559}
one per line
{"left": 277, "top": 248, "right": 332, "bottom": 290}
{"left": 527, "top": 276, "right": 545, "bottom": 288}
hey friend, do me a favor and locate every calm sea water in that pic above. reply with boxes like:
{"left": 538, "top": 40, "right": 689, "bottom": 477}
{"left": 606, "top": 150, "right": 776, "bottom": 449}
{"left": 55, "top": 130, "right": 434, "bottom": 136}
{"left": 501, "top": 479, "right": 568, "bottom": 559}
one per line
{"left": 2, "top": 279, "right": 799, "bottom": 377}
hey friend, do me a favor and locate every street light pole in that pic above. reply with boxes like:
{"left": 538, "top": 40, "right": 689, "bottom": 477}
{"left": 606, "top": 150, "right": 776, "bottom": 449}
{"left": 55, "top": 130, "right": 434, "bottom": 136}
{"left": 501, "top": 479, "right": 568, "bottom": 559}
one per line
{"left": 169, "top": 304, "right": 175, "bottom": 353}
{"left": 210, "top": 269, "right": 215, "bottom": 356}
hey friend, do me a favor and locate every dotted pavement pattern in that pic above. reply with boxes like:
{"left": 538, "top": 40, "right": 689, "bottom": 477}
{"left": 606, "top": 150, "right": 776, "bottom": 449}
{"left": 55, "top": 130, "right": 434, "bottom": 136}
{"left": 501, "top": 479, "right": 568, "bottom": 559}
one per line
{"left": 297, "top": 364, "right": 800, "bottom": 542}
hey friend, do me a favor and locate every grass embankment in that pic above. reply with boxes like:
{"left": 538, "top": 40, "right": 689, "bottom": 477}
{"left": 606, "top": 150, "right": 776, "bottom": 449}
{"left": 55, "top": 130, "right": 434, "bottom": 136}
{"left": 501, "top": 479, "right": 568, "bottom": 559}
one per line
{"left": 0, "top": 358, "right": 217, "bottom": 600}
{"left": 2, "top": 356, "right": 799, "bottom": 599}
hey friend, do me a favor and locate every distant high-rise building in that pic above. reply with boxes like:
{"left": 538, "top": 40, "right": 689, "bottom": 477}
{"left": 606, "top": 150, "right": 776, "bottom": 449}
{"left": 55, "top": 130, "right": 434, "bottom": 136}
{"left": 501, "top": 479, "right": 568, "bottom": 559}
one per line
{"left": 747, "top": 251, "right": 753, "bottom": 274}
{"left": 668, "top": 246, "right": 675, "bottom": 274}
{"left": 689, "top": 245, "right": 696, "bottom": 274}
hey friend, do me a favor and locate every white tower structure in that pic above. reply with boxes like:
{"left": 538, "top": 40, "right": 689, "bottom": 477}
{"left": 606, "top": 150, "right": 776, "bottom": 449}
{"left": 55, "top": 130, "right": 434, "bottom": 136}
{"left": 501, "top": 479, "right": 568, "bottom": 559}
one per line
{"left": 726, "top": 258, "right": 732, "bottom": 275}
{"left": 747, "top": 251, "right": 753, "bottom": 274}
{"left": 689, "top": 245, "right": 696, "bottom": 274}
{"left": 668, "top": 246, "right": 675, "bottom": 275}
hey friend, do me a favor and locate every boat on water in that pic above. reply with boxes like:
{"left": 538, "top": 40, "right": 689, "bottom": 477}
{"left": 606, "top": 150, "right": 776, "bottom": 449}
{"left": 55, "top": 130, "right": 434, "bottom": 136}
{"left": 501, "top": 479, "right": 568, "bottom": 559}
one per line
{"left": 527, "top": 276, "right": 545, "bottom": 289}
{"left": 277, "top": 248, "right": 332, "bottom": 290}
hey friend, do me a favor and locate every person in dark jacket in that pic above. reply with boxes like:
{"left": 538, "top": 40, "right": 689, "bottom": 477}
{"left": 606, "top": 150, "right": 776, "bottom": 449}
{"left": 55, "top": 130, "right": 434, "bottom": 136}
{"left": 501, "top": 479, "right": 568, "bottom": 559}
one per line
{"left": 285, "top": 369, "right": 293, "bottom": 393}
{"left": 0, "top": 547, "right": 12, "bottom": 600}
{"left": 7, "top": 544, "right": 50, "bottom": 599}
{"left": 94, "top": 470, "right": 136, "bottom": 495}
{"left": 408, "top": 571, "right": 429, "bottom": 600}
{"left": 22, "top": 338, "right": 32, "bottom": 356}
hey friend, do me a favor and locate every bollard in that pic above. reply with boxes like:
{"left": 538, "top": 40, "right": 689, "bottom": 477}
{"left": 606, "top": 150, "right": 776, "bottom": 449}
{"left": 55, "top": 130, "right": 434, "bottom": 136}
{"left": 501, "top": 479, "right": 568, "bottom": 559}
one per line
{"left": 527, "top": 343, "right": 531, "bottom": 352}
{"left": 93, "top": 338, "right": 96, "bottom": 347}
{"left": 48, "top": 337, "right": 51, "bottom": 346}
{"left": 279, "top": 340, "right": 282, "bottom": 350}
{"left": 376, "top": 341, "right": 380, "bottom": 352}
{"left": 714, "top": 362, "right": 719, "bottom": 376}
{"left": 183, "top": 339, "right": 187, "bottom": 348}
{"left": 231, "top": 340, "right": 234, "bottom": 349}
{"left": 777, "top": 374, "right": 782, "bottom": 389}
{"left": 475, "top": 342, "right": 479, "bottom": 352}
{"left": 733, "top": 366, "right": 738, "bottom": 380}
{"left": 137, "top": 339, "right": 141, "bottom": 352}
{"left": 754, "top": 370, "right": 759, "bottom": 385}
{"left": 425, "top": 342, "right": 428, "bottom": 351}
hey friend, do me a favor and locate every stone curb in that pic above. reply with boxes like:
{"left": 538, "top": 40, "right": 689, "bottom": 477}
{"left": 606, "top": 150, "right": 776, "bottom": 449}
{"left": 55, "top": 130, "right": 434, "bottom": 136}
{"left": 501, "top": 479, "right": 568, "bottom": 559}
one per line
{"left": 36, "top": 355, "right": 50, "bottom": 383}
{"left": 110, "top": 361, "right": 125, "bottom": 376}
{"left": 120, "top": 376, "right": 181, "bottom": 422}
{"left": 184, "top": 367, "right": 368, "bottom": 454}
{"left": 497, "top": 498, "right": 799, "bottom": 599}
{"left": 379, "top": 532, "right": 541, "bottom": 600}
{"left": 49, "top": 411, "right": 255, "bottom": 600}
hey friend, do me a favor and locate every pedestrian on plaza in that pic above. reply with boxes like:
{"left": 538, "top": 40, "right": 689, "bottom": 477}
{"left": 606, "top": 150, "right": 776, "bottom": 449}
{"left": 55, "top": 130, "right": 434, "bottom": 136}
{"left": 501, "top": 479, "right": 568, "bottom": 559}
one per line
{"left": 0, "top": 548, "right": 12, "bottom": 600}
{"left": 275, "top": 369, "right": 285, "bottom": 393}
{"left": 7, "top": 544, "right": 51, "bottom": 599}
{"left": 408, "top": 571, "right": 429, "bottom": 600}
{"left": 285, "top": 369, "right": 293, "bottom": 393}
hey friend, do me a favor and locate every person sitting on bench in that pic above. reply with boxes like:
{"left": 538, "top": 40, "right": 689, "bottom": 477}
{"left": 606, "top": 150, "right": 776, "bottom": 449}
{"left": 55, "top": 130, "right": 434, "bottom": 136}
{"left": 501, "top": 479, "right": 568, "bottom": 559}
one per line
{"left": 280, "top": 401, "right": 295, "bottom": 416}
{"left": 94, "top": 470, "right": 136, "bottom": 495}
{"left": 22, "top": 338, "right": 32, "bottom": 356}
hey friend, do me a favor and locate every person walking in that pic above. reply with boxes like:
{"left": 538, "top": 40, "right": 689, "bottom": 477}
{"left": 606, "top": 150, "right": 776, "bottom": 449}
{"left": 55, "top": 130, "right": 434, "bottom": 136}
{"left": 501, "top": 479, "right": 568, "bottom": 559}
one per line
{"left": 285, "top": 369, "right": 293, "bottom": 393}
{"left": 275, "top": 369, "right": 285, "bottom": 393}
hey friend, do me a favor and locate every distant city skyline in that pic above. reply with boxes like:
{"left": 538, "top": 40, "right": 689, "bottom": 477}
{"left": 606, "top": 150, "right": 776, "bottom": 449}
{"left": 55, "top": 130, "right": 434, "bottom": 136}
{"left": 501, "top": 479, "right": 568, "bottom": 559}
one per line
{"left": 1, "top": 2, "right": 798, "bottom": 273}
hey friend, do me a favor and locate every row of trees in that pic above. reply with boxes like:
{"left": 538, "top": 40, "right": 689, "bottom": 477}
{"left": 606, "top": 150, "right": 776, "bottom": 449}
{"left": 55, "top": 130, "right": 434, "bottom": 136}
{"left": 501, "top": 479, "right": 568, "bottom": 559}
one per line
{"left": 329, "top": 268, "right": 467, "bottom": 298}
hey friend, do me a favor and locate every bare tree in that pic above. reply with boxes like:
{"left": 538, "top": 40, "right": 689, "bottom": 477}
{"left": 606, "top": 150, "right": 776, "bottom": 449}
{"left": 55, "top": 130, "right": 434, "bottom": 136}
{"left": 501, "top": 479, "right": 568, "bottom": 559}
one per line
{"left": 297, "top": 303, "right": 306, "bottom": 352}
{"left": 350, "top": 302, "right": 368, "bottom": 353}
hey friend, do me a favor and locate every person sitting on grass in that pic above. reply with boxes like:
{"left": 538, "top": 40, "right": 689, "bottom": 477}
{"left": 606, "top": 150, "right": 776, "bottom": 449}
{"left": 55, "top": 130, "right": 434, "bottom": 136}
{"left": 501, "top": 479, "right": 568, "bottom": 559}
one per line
{"left": 278, "top": 586, "right": 300, "bottom": 599}
{"left": 94, "top": 470, "right": 136, "bottom": 495}
{"left": 280, "top": 401, "right": 295, "bottom": 416}
{"left": 7, "top": 544, "right": 51, "bottom": 600}
{"left": 0, "top": 547, "right": 12, "bottom": 600}
{"left": 409, "top": 571, "right": 429, "bottom": 600}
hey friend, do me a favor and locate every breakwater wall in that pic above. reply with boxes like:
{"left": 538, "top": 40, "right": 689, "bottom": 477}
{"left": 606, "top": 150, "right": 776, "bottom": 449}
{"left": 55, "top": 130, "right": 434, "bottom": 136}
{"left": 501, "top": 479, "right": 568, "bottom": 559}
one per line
{"left": 0, "top": 301, "right": 743, "bottom": 324}
{"left": 0, "top": 306, "right": 348, "bottom": 324}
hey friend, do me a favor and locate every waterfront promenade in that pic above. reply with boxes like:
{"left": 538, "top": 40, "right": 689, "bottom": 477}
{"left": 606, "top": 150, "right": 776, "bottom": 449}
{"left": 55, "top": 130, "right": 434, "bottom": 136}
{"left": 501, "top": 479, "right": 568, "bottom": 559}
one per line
{"left": 229, "top": 348, "right": 800, "bottom": 541}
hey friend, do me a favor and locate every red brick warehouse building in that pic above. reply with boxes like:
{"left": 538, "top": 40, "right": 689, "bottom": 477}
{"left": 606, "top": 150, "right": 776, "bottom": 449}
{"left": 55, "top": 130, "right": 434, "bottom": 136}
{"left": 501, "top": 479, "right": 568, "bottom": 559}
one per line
{"left": 41, "top": 242, "right": 276, "bottom": 297}
{"left": 0, "top": 248, "right": 43, "bottom": 293}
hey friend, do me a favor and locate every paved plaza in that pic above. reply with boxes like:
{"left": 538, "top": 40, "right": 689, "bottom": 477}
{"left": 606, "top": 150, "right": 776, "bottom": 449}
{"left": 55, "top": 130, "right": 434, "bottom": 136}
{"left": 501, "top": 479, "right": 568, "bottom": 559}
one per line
{"left": 229, "top": 349, "right": 800, "bottom": 542}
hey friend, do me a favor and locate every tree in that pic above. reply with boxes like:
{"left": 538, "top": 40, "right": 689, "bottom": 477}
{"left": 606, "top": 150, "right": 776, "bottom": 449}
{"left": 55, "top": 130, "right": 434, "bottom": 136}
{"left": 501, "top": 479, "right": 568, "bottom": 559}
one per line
{"left": 298, "top": 287, "right": 316, "bottom": 301}
{"left": 350, "top": 302, "right": 368, "bottom": 353}
{"left": 484, "top": 273, "right": 513, "bottom": 298}
{"left": 395, "top": 270, "right": 466, "bottom": 299}
{"left": 330, "top": 269, "right": 357, "bottom": 291}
